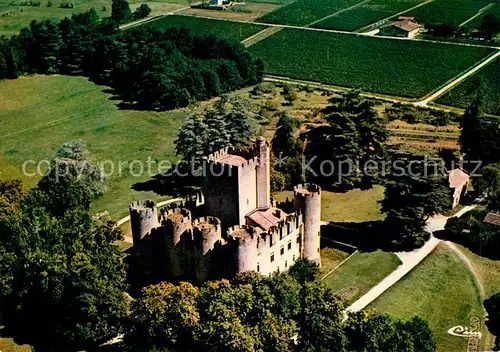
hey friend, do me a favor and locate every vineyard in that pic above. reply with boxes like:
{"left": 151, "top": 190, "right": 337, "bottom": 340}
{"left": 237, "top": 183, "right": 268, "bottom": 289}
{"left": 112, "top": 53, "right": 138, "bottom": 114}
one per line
{"left": 464, "top": 3, "right": 500, "bottom": 28}
{"left": 436, "top": 57, "right": 500, "bottom": 116}
{"left": 249, "top": 29, "right": 494, "bottom": 98}
{"left": 312, "top": 0, "right": 424, "bottom": 31}
{"left": 142, "top": 15, "right": 266, "bottom": 42}
{"left": 257, "top": 0, "right": 361, "bottom": 26}
{"left": 402, "top": 0, "right": 493, "bottom": 26}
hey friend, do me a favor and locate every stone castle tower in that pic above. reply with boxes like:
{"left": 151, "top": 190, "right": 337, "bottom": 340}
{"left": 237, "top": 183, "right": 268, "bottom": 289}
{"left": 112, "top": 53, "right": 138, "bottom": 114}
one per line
{"left": 129, "top": 138, "right": 322, "bottom": 281}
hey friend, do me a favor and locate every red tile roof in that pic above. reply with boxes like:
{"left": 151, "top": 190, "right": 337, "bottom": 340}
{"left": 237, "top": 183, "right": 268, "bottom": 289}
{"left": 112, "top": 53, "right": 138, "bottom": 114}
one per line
{"left": 383, "top": 20, "right": 423, "bottom": 32}
{"left": 247, "top": 208, "right": 287, "bottom": 231}
{"left": 484, "top": 213, "right": 500, "bottom": 226}
{"left": 215, "top": 153, "right": 247, "bottom": 167}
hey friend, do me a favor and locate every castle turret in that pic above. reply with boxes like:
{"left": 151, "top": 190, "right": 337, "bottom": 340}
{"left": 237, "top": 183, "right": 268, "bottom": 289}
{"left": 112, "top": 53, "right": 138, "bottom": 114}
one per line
{"left": 294, "top": 184, "right": 321, "bottom": 266}
{"left": 193, "top": 216, "right": 223, "bottom": 282}
{"left": 256, "top": 136, "right": 271, "bottom": 210}
{"left": 130, "top": 200, "right": 159, "bottom": 245}
{"left": 163, "top": 208, "right": 193, "bottom": 277}
{"left": 228, "top": 225, "right": 260, "bottom": 275}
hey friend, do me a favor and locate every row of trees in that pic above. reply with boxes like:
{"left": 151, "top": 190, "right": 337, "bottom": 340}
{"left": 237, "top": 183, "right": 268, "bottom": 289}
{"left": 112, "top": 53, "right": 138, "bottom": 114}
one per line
{"left": 0, "top": 9, "right": 264, "bottom": 109}
{"left": 124, "top": 267, "right": 435, "bottom": 351}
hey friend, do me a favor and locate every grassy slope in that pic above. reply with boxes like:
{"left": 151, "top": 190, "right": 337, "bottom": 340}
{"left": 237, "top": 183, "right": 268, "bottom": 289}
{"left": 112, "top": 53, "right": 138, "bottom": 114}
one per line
{"left": 313, "top": 0, "right": 423, "bottom": 31}
{"left": 0, "top": 75, "right": 187, "bottom": 219}
{"left": 141, "top": 14, "right": 267, "bottom": 42}
{"left": 436, "top": 56, "right": 500, "bottom": 116}
{"left": 322, "top": 250, "right": 402, "bottom": 304}
{"left": 257, "top": 0, "right": 361, "bottom": 26}
{"left": 273, "top": 186, "right": 385, "bottom": 223}
{"left": 403, "top": 0, "right": 492, "bottom": 26}
{"left": 249, "top": 28, "right": 493, "bottom": 98}
{"left": 369, "top": 245, "right": 485, "bottom": 352}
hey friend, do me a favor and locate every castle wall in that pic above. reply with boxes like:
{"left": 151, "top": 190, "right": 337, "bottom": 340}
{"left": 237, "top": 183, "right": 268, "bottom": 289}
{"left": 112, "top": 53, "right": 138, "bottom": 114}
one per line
{"left": 204, "top": 162, "right": 241, "bottom": 227}
{"left": 237, "top": 163, "right": 258, "bottom": 225}
{"left": 256, "top": 137, "right": 271, "bottom": 210}
{"left": 163, "top": 208, "right": 193, "bottom": 278}
{"left": 193, "top": 216, "right": 223, "bottom": 282}
{"left": 130, "top": 200, "right": 159, "bottom": 244}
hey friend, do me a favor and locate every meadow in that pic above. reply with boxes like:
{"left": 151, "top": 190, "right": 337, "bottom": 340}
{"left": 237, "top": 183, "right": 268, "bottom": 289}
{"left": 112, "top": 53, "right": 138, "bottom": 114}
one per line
{"left": 369, "top": 245, "right": 486, "bottom": 352}
{"left": 403, "top": 0, "right": 493, "bottom": 26}
{"left": 313, "top": 0, "right": 424, "bottom": 31}
{"left": 257, "top": 0, "right": 362, "bottom": 26}
{"left": 0, "top": 0, "right": 184, "bottom": 36}
{"left": 249, "top": 28, "right": 494, "bottom": 98}
{"left": 141, "top": 14, "right": 267, "bottom": 42}
{"left": 436, "top": 56, "right": 500, "bottom": 116}
{"left": 0, "top": 75, "right": 187, "bottom": 219}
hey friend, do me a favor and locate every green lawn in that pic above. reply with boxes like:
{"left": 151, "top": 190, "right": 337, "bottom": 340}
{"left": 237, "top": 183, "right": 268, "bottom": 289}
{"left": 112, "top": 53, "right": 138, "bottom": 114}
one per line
{"left": 249, "top": 28, "right": 494, "bottom": 98}
{"left": 0, "top": 75, "right": 187, "bottom": 219}
{"left": 369, "top": 245, "right": 486, "bottom": 352}
{"left": 403, "top": 0, "right": 492, "bottom": 26}
{"left": 436, "top": 56, "right": 500, "bottom": 116}
{"left": 257, "top": 0, "right": 362, "bottom": 26}
{"left": 319, "top": 247, "right": 351, "bottom": 275}
{"left": 313, "top": 0, "right": 424, "bottom": 31}
{"left": 141, "top": 14, "right": 267, "bottom": 42}
{"left": 322, "top": 250, "right": 401, "bottom": 304}
{"left": 273, "top": 185, "right": 385, "bottom": 223}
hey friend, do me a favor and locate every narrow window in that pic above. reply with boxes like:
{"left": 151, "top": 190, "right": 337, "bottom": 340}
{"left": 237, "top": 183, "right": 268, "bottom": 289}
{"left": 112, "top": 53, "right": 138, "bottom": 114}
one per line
{"left": 293, "top": 255, "right": 296, "bottom": 261}
{"left": 271, "top": 253, "right": 275, "bottom": 262}
{"left": 280, "top": 247, "right": 284, "bottom": 256}
{"left": 285, "top": 261, "right": 288, "bottom": 268}
{"left": 257, "top": 264, "right": 260, "bottom": 272}
{"left": 287, "top": 241, "right": 292, "bottom": 250}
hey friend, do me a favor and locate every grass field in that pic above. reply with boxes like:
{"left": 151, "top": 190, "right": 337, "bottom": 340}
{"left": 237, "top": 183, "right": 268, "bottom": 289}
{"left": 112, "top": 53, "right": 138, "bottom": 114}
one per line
{"left": 273, "top": 186, "right": 385, "bottom": 222}
{"left": 0, "top": 0, "right": 180, "bottom": 36}
{"left": 369, "top": 245, "right": 485, "bottom": 352}
{"left": 455, "top": 243, "right": 500, "bottom": 298}
{"left": 257, "top": 0, "right": 362, "bottom": 26}
{"left": 313, "top": 0, "right": 424, "bottom": 31}
{"left": 436, "top": 56, "right": 500, "bottom": 116}
{"left": 319, "top": 247, "right": 351, "bottom": 275}
{"left": 322, "top": 250, "right": 401, "bottom": 304}
{"left": 403, "top": 0, "right": 492, "bottom": 26}
{"left": 141, "top": 14, "right": 267, "bottom": 41}
{"left": 464, "top": 3, "right": 500, "bottom": 28}
{"left": 249, "top": 28, "right": 494, "bottom": 98}
{"left": 0, "top": 75, "right": 187, "bottom": 219}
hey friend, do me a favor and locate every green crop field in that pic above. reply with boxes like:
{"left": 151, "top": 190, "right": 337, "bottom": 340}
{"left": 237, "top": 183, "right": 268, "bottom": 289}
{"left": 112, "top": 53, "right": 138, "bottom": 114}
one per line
{"left": 369, "top": 245, "right": 487, "bottom": 352}
{"left": 436, "top": 56, "right": 500, "bottom": 116}
{"left": 313, "top": 0, "right": 424, "bottom": 31}
{"left": 403, "top": 0, "right": 492, "bottom": 26}
{"left": 257, "top": 0, "right": 362, "bottom": 26}
{"left": 141, "top": 14, "right": 267, "bottom": 42}
{"left": 0, "top": 75, "right": 187, "bottom": 220}
{"left": 249, "top": 28, "right": 494, "bottom": 98}
{"left": 464, "top": 3, "right": 500, "bottom": 28}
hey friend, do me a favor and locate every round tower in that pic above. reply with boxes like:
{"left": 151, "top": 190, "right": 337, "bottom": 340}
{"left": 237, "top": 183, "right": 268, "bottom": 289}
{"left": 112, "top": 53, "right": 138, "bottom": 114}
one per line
{"left": 130, "top": 200, "right": 159, "bottom": 245}
{"left": 294, "top": 184, "right": 322, "bottom": 266}
{"left": 164, "top": 208, "right": 193, "bottom": 278}
{"left": 227, "top": 225, "right": 259, "bottom": 275}
{"left": 193, "top": 216, "right": 222, "bottom": 282}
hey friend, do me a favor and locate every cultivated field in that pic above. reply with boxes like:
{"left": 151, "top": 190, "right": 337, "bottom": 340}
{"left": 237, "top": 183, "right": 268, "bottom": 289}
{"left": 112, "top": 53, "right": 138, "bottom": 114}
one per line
{"left": 464, "top": 2, "right": 500, "bottom": 28}
{"left": 402, "top": 0, "right": 493, "bottom": 26}
{"left": 249, "top": 28, "right": 494, "bottom": 98}
{"left": 369, "top": 245, "right": 485, "bottom": 352}
{"left": 257, "top": 0, "right": 361, "bottom": 26}
{"left": 0, "top": 75, "right": 187, "bottom": 219}
{"left": 312, "top": 0, "right": 424, "bottom": 31}
{"left": 436, "top": 57, "right": 500, "bottom": 116}
{"left": 141, "top": 14, "right": 267, "bottom": 41}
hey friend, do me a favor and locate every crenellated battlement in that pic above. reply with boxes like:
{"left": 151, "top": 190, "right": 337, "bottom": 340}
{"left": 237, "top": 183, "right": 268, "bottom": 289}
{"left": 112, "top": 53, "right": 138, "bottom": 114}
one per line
{"left": 193, "top": 216, "right": 221, "bottom": 234}
{"left": 227, "top": 225, "right": 260, "bottom": 242}
{"left": 130, "top": 200, "right": 157, "bottom": 215}
{"left": 205, "top": 147, "right": 230, "bottom": 162}
{"left": 294, "top": 183, "right": 322, "bottom": 197}
{"left": 161, "top": 207, "right": 192, "bottom": 224}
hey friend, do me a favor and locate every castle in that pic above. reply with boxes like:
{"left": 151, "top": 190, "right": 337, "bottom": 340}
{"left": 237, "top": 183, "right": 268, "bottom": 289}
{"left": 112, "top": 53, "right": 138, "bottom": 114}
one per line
{"left": 129, "top": 137, "right": 322, "bottom": 282}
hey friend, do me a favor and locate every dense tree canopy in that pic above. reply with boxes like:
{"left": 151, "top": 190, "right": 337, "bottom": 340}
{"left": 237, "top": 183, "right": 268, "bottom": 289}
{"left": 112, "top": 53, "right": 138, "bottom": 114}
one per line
{"left": 0, "top": 143, "right": 128, "bottom": 351}
{"left": 0, "top": 10, "right": 264, "bottom": 110}
{"left": 485, "top": 292, "right": 500, "bottom": 350}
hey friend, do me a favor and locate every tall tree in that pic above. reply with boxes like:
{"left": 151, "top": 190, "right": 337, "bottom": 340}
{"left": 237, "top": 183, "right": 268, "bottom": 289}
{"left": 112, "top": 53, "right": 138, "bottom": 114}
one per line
{"left": 272, "top": 114, "right": 302, "bottom": 159}
{"left": 111, "top": 0, "right": 132, "bottom": 22}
